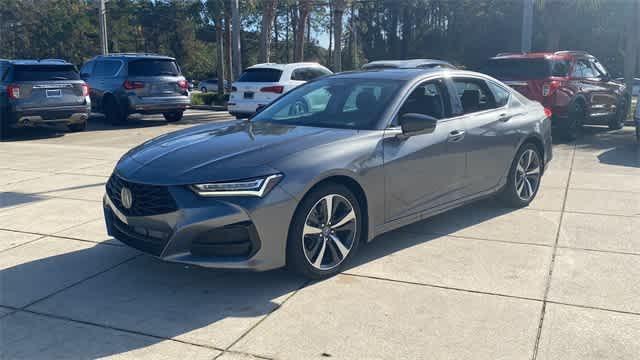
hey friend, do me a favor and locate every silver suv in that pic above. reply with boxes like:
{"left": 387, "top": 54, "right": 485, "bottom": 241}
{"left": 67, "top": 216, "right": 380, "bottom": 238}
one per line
{"left": 1, "top": 59, "right": 90, "bottom": 139}
{"left": 80, "top": 53, "right": 189, "bottom": 124}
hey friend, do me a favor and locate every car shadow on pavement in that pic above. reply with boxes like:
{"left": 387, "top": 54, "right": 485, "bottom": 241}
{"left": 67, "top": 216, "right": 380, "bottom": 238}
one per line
{"left": 346, "top": 199, "right": 518, "bottom": 270}
{"left": 1, "top": 244, "right": 306, "bottom": 358}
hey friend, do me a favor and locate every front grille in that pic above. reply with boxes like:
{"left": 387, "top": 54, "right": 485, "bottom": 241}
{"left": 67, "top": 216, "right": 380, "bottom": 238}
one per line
{"left": 106, "top": 174, "right": 178, "bottom": 217}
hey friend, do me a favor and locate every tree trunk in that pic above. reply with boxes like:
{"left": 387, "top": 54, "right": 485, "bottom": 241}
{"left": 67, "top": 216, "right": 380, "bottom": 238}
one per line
{"left": 224, "top": 13, "right": 233, "bottom": 83}
{"left": 214, "top": 16, "right": 225, "bottom": 96}
{"left": 332, "top": 0, "right": 345, "bottom": 71}
{"left": 294, "top": 0, "right": 311, "bottom": 62}
{"left": 258, "top": 0, "right": 278, "bottom": 63}
{"left": 328, "top": 0, "right": 333, "bottom": 65}
{"left": 624, "top": 0, "right": 638, "bottom": 101}
{"left": 401, "top": 5, "right": 411, "bottom": 59}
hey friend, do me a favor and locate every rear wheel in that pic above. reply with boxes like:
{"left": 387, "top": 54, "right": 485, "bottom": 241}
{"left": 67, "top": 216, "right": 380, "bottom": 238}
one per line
{"left": 561, "top": 102, "right": 585, "bottom": 141}
{"left": 608, "top": 95, "right": 628, "bottom": 130}
{"left": 287, "top": 184, "right": 363, "bottom": 279}
{"left": 201, "top": 87, "right": 207, "bottom": 93}
{"left": 67, "top": 121, "right": 87, "bottom": 132}
{"left": 0, "top": 108, "right": 11, "bottom": 141}
{"left": 499, "top": 143, "right": 543, "bottom": 208}
{"left": 163, "top": 111, "right": 184, "bottom": 122}
{"left": 104, "top": 97, "right": 127, "bottom": 125}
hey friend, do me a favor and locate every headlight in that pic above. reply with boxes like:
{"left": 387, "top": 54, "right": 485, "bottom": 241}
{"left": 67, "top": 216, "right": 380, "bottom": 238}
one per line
{"left": 190, "top": 174, "right": 283, "bottom": 197}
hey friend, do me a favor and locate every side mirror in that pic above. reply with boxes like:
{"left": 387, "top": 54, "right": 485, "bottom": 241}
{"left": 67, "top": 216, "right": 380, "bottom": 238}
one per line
{"left": 399, "top": 113, "right": 438, "bottom": 137}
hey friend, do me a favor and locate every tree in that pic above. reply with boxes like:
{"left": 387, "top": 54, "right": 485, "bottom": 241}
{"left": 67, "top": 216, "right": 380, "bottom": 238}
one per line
{"left": 206, "top": 0, "right": 226, "bottom": 95}
{"left": 332, "top": 0, "right": 347, "bottom": 71}
{"left": 258, "top": 0, "right": 278, "bottom": 63}
{"left": 294, "top": 0, "right": 311, "bottom": 62}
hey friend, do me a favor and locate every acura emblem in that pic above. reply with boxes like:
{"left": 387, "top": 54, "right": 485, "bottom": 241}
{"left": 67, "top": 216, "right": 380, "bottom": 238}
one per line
{"left": 120, "top": 187, "right": 133, "bottom": 209}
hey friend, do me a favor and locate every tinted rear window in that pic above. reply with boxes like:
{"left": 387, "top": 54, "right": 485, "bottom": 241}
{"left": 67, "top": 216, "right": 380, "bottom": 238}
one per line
{"left": 237, "top": 68, "right": 283, "bottom": 82}
{"left": 13, "top": 65, "right": 80, "bottom": 81}
{"left": 484, "top": 59, "right": 570, "bottom": 79}
{"left": 128, "top": 59, "right": 180, "bottom": 77}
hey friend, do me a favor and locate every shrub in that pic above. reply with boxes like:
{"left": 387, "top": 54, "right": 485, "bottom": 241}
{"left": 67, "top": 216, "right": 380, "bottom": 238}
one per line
{"left": 191, "top": 93, "right": 228, "bottom": 106}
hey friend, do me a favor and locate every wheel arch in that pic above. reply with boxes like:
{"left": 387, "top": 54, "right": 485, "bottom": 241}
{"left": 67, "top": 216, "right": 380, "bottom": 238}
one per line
{"left": 291, "top": 174, "right": 370, "bottom": 245}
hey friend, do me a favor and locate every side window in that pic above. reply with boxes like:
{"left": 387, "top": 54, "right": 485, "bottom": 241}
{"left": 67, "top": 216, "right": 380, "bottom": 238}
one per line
{"left": 487, "top": 81, "right": 510, "bottom": 107}
{"left": 592, "top": 60, "right": 608, "bottom": 78}
{"left": 396, "top": 79, "right": 449, "bottom": 120}
{"left": 291, "top": 68, "right": 307, "bottom": 81}
{"left": 272, "top": 86, "right": 332, "bottom": 119}
{"left": 94, "top": 60, "right": 121, "bottom": 77}
{"left": 571, "top": 59, "right": 595, "bottom": 78}
{"left": 452, "top": 78, "right": 497, "bottom": 114}
{"left": 80, "top": 61, "right": 94, "bottom": 77}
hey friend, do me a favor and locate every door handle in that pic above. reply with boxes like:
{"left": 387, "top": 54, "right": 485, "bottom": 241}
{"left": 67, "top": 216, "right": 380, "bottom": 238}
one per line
{"left": 448, "top": 129, "right": 466, "bottom": 142}
{"left": 498, "top": 113, "right": 512, "bottom": 122}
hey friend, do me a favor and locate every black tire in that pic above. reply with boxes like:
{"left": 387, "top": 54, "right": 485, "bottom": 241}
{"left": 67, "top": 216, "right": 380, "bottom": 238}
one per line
{"left": 636, "top": 125, "right": 640, "bottom": 143}
{"left": 287, "top": 183, "right": 364, "bottom": 279}
{"left": 163, "top": 111, "right": 184, "bottom": 122}
{"left": 201, "top": 87, "right": 207, "bottom": 93}
{"left": 608, "top": 95, "right": 628, "bottom": 130}
{"left": 499, "top": 143, "right": 543, "bottom": 208}
{"left": 67, "top": 121, "right": 87, "bottom": 132}
{"left": 104, "top": 97, "right": 127, "bottom": 125}
{"left": 560, "top": 101, "right": 585, "bottom": 141}
{"left": 0, "top": 107, "right": 11, "bottom": 141}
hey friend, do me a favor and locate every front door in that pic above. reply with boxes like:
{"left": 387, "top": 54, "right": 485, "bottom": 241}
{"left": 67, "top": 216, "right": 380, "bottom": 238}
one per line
{"left": 383, "top": 78, "right": 467, "bottom": 222}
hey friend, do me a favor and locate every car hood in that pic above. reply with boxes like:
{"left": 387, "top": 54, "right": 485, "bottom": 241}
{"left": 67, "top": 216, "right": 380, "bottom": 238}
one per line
{"left": 115, "top": 120, "right": 356, "bottom": 185}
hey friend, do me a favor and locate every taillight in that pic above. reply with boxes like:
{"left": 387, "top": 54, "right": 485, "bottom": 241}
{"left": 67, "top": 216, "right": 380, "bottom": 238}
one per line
{"left": 542, "top": 80, "right": 562, "bottom": 97}
{"left": 81, "top": 83, "right": 90, "bottom": 97}
{"left": 231, "top": 86, "right": 237, "bottom": 92}
{"left": 177, "top": 80, "right": 188, "bottom": 90}
{"left": 260, "top": 85, "right": 284, "bottom": 94}
{"left": 123, "top": 80, "right": 145, "bottom": 90}
{"left": 544, "top": 108, "right": 553, "bottom": 118}
{"left": 7, "top": 84, "right": 20, "bottom": 99}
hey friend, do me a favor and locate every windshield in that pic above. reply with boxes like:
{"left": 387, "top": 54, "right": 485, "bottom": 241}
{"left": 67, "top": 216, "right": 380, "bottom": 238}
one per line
{"left": 128, "top": 59, "right": 180, "bottom": 76}
{"left": 237, "top": 68, "right": 283, "bottom": 82}
{"left": 251, "top": 77, "right": 404, "bottom": 130}
{"left": 13, "top": 65, "right": 80, "bottom": 81}
{"left": 484, "top": 58, "right": 570, "bottom": 79}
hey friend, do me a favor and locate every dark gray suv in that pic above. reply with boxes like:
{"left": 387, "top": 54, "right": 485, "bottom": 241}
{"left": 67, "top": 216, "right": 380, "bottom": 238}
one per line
{"left": 1, "top": 59, "right": 91, "bottom": 139}
{"left": 80, "top": 53, "right": 190, "bottom": 124}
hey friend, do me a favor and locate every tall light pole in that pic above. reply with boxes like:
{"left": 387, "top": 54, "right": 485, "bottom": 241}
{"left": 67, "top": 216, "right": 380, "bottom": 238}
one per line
{"left": 521, "top": 0, "right": 534, "bottom": 53}
{"left": 98, "top": 0, "right": 109, "bottom": 55}
{"left": 231, "top": 0, "right": 242, "bottom": 78}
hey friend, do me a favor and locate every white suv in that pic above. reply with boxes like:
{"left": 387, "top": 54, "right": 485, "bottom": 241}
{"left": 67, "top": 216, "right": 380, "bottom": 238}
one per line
{"left": 228, "top": 62, "right": 332, "bottom": 119}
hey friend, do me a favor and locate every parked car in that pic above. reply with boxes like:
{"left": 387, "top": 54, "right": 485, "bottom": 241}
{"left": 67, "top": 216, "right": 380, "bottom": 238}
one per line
{"left": 615, "top": 77, "right": 640, "bottom": 96}
{"left": 103, "top": 68, "right": 552, "bottom": 279}
{"left": 228, "top": 62, "right": 333, "bottom": 119}
{"left": 198, "top": 78, "right": 229, "bottom": 93}
{"left": 362, "top": 59, "right": 457, "bottom": 70}
{"left": 80, "top": 53, "right": 189, "bottom": 124}
{"left": 484, "top": 51, "right": 630, "bottom": 140}
{"left": 0, "top": 59, "right": 90, "bottom": 139}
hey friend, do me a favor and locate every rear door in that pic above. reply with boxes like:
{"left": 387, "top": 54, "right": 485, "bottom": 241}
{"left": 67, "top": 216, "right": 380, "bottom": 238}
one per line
{"left": 449, "top": 76, "right": 520, "bottom": 195}
{"left": 231, "top": 67, "right": 284, "bottom": 103}
{"left": 11, "top": 64, "right": 85, "bottom": 109}
{"left": 126, "top": 59, "right": 185, "bottom": 98}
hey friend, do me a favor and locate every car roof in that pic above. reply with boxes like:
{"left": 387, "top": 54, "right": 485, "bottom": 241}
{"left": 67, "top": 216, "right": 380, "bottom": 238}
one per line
{"left": 6, "top": 59, "right": 73, "bottom": 66}
{"left": 91, "top": 53, "right": 176, "bottom": 61}
{"left": 331, "top": 68, "right": 485, "bottom": 81}
{"left": 362, "top": 59, "right": 453, "bottom": 69}
{"left": 246, "top": 62, "right": 327, "bottom": 71}
{"left": 491, "top": 51, "right": 593, "bottom": 60}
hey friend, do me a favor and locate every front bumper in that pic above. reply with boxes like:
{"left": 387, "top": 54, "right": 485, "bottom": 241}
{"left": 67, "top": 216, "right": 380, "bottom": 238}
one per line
{"left": 127, "top": 95, "right": 190, "bottom": 114}
{"left": 103, "top": 182, "right": 298, "bottom": 271}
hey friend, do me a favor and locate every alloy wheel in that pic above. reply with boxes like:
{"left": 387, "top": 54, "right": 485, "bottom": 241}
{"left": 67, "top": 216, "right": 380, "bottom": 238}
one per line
{"left": 515, "top": 149, "right": 541, "bottom": 201}
{"left": 302, "top": 194, "right": 357, "bottom": 271}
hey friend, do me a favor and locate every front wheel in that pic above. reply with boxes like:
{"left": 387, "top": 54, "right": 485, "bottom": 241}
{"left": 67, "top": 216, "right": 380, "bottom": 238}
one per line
{"left": 561, "top": 102, "right": 585, "bottom": 141}
{"left": 104, "top": 98, "right": 127, "bottom": 125}
{"left": 163, "top": 111, "right": 184, "bottom": 122}
{"left": 201, "top": 87, "right": 207, "bottom": 93}
{"left": 287, "top": 184, "right": 363, "bottom": 279}
{"left": 609, "top": 95, "right": 628, "bottom": 130}
{"left": 67, "top": 121, "right": 87, "bottom": 132}
{"left": 499, "top": 143, "right": 543, "bottom": 208}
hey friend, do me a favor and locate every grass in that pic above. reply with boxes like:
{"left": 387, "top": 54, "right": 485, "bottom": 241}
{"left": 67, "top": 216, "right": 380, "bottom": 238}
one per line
{"left": 631, "top": 96, "right": 637, "bottom": 120}
{"left": 191, "top": 92, "right": 228, "bottom": 106}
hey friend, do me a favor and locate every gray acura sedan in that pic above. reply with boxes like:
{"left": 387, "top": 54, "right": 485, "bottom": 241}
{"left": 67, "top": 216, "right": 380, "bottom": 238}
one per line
{"left": 104, "top": 69, "right": 552, "bottom": 279}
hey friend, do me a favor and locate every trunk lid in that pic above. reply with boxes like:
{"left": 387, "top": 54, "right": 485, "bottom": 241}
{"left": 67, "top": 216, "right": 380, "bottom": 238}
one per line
{"left": 124, "top": 59, "right": 186, "bottom": 97}
{"left": 10, "top": 65, "right": 86, "bottom": 108}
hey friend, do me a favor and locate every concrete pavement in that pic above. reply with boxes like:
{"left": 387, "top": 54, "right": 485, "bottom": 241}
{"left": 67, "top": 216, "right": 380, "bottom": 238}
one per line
{"left": 1, "top": 111, "right": 639, "bottom": 359}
